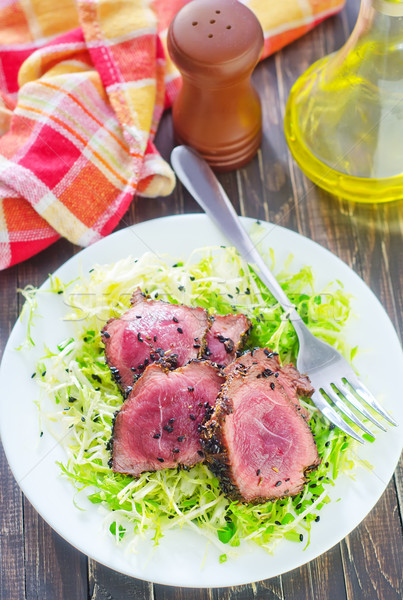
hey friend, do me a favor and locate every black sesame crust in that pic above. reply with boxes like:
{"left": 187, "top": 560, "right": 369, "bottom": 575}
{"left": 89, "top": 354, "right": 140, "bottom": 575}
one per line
{"left": 203, "top": 314, "right": 252, "bottom": 363}
{"left": 237, "top": 320, "right": 252, "bottom": 352}
{"left": 200, "top": 364, "right": 247, "bottom": 502}
{"left": 106, "top": 409, "right": 120, "bottom": 468}
{"left": 200, "top": 362, "right": 319, "bottom": 504}
{"left": 127, "top": 289, "right": 213, "bottom": 360}
{"left": 100, "top": 290, "right": 214, "bottom": 397}
{"left": 107, "top": 359, "right": 225, "bottom": 474}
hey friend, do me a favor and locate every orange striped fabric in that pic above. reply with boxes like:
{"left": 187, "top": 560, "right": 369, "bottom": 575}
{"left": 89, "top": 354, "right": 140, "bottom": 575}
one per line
{"left": 0, "top": 0, "right": 345, "bottom": 270}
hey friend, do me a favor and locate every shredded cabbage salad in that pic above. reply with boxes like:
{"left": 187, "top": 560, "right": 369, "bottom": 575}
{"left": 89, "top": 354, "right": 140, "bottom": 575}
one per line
{"left": 28, "top": 235, "right": 360, "bottom": 560}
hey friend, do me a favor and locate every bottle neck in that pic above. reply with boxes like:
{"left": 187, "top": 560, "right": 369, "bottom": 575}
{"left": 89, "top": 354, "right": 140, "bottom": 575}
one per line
{"left": 372, "top": 0, "right": 403, "bottom": 16}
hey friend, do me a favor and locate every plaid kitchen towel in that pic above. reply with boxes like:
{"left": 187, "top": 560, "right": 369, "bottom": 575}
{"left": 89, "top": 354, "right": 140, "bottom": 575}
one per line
{"left": 0, "top": 0, "right": 345, "bottom": 271}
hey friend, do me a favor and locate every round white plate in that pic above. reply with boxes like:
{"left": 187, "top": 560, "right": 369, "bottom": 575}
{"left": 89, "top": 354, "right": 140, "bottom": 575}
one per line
{"left": 0, "top": 215, "right": 402, "bottom": 588}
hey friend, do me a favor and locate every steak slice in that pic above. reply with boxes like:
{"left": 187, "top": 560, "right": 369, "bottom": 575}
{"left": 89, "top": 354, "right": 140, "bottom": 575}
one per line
{"left": 111, "top": 361, "right": 224, "bottom": 476}
{"left": 102, "top": 289, "right": 210, "bottom": 394}
{"left": 204, "top": 313, "right": 251, "bottom": 367}
{"left": 225, "top": 348, "right": 313, "bottom": 420}
{"left": 201, "top": 359, "right": 320, "bottom": 503}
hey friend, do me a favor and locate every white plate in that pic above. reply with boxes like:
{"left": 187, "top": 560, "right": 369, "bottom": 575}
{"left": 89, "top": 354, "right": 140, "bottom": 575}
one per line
{"left": 0, "top": 214, "right": 402, "bottom": 588}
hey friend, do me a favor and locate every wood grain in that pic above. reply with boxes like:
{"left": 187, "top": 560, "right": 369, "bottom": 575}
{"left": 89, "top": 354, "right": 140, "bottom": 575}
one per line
{"left": 0, "top": 0, "right": 401, "bottom": 598}
{"left": 89, "top": 562, "right": 152, "bottom": 600}
{"left": 0, "top": 447, "right": 25, "bottom": 600}
{"left": 0, "top": 267, "right": 26, "bottom": 600}
{"left": 23, "top": 499, "right": 88, "bottom": 600}
{"left": 341, "top": 480, "right": 403, "bottom": 600}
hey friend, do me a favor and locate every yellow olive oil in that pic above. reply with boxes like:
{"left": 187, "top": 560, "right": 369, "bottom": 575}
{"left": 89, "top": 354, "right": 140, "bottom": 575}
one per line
{"left": 284, "top": 0, "right": 403, "bottom": 203}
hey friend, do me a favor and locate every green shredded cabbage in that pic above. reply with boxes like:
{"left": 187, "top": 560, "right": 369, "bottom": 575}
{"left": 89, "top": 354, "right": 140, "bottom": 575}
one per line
{"left": 32, "top": 242, "right": 358, "bottom": 558}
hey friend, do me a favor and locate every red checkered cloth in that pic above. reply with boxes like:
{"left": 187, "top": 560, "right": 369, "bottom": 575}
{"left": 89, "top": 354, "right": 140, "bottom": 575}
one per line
{"left": 0, "top": 0, "right": 345, "bottom": 270}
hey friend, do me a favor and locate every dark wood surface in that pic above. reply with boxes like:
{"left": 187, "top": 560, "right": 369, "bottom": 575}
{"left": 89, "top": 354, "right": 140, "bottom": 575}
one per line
{"left": 1, "top": 2, "right": 402, "bottom": 598}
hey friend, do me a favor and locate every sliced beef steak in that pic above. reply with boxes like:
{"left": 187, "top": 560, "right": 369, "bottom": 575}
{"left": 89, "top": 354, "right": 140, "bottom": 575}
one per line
{"left": 102, "top": 289, "right": 210, "bottom": 393}
{"left": 225, "top": 348, "right": 313, "bottom": 420}
{"left": 204, "top": 313, "right": 251, "bottom": 366}
{"left": 111, "top": 361, "right": 224, "bottom": 476}
{"left": 201, "top": 357, "right": 320, "bottom": 503}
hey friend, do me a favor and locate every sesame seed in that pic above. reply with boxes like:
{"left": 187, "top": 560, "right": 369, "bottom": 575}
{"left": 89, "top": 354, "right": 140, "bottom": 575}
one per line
{"left": 177, "top": 327, "right": 183, "bottom": 334}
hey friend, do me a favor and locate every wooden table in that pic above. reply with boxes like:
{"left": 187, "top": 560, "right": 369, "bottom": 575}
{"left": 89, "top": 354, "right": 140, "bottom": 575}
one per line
{"left": 1, "top": 2, "right": 402, "bottom": 598}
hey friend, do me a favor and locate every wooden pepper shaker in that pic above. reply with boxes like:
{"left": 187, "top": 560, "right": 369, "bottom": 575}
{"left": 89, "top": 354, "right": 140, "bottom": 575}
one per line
{"left": 167, "top": 0, "right": 264, "bottom": 171}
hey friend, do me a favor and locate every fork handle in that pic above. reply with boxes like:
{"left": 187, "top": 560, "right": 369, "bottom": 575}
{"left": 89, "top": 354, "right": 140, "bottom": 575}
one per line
{"left": 171, "top": 145, "right": 304, "bottom": 326}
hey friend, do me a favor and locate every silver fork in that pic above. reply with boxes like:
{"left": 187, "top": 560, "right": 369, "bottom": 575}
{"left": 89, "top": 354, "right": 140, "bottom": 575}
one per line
{"left": 171, "top": 145, "right": 397, "bottom": 443}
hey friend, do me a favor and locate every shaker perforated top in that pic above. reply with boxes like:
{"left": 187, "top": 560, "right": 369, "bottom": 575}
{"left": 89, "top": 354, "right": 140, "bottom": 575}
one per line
{"left": 168, "top": 0, "right": 263, "bottom": 71}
